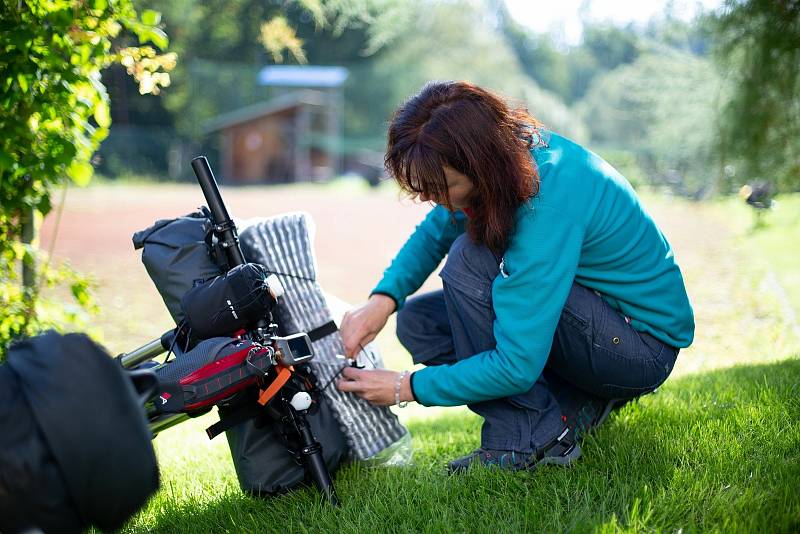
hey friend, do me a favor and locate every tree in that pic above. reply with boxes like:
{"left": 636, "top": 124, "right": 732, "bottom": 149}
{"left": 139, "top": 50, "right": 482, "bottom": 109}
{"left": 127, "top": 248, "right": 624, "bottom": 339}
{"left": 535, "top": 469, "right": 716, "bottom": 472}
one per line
{"left": 119, "top": 0, "right": 384, "bottom": 141}
{"left": 710, "top": 0, "right": 800, "bottom": 191}
{"left": 563, "top": 23, "right": 641, "bottom": 102}
{"left": 347, "top": 0, "right": 588, "bottom": 142}
{"left": 0, "top": 0, "right": 173, "bottom": 356}
{"left": 579, "top": 52, "right": 723, "bottom": 196}
{"left": 641, "top": 11, "right": 711, "bottom": 56}
{"left": 494, "top": 0, "right": 642, "bottom": 104}
{"left": 494, "top": 9, "right": 572, "bottom": 99}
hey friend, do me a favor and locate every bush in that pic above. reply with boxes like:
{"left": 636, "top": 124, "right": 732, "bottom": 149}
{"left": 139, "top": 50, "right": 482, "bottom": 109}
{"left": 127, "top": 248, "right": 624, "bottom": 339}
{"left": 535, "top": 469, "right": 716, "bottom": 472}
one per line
{"left": 0, "top": 0, "right": 173, "bottom": 358}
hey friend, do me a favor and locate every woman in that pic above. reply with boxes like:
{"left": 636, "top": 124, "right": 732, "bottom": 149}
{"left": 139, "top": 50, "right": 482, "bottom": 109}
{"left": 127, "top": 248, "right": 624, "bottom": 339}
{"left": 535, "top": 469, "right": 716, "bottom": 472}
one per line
{"left": 336, "top": 81, "right": 694, "bottom": 472}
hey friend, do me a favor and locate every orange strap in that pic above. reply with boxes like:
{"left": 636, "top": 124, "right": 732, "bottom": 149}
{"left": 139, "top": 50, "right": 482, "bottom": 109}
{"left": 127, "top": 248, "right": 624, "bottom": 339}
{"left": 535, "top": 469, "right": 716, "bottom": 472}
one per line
{"left": 257, "top": 365, "right": 293, "bottom": 406}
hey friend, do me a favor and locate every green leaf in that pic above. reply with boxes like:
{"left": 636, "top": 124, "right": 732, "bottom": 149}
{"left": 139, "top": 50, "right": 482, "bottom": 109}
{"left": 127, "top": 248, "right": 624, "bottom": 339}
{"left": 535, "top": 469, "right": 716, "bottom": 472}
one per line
{"left": 17, "top": 74, "right": 28, "bottom": 93}
{"left": 94, "top": 99, "right": 110, "bottom": 128}
{"left": 54, "top": 141, "right": 77, "bottom": 166}
{"left": 67, "top": 161, "right": 93, "bottom": 187}
{"left": 144, "top": 27, "right": 169, "bottom": 50}
{"left": 71, "top": 281, "right": 92, "bottom": 307}
{"left": 0, "top": 149, "right": 13, "bottom": 171}
{"left": 93, "top": 0, "right": 108, "bottom": 11}
{"left": 141, "top": 10, "right": 161, "bottom": 26}
{"left": 10, "top": 241, "right": 25, "bottom": 260}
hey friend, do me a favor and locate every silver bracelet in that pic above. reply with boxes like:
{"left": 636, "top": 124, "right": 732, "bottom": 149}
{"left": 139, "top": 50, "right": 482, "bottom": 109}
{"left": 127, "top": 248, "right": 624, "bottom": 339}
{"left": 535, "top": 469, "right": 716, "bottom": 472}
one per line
{"left": 395, "top": 370, "right": 409, "bottom": 408}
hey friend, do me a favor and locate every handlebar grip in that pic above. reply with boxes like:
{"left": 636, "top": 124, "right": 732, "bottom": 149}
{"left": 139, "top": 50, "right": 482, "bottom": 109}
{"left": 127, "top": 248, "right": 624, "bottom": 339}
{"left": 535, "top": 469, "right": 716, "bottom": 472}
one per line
{"left": 191, "top": 157, "right": 231, "bottom": 227}
{"left": 190, "top": 156, "right": 246, "bottom": 267}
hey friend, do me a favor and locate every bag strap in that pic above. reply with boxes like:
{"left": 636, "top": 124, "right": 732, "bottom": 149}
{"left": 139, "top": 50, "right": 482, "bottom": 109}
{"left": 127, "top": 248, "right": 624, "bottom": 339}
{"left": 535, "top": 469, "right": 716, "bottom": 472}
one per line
{"left": 203, "top": 337, "right": 239, "bottom": 360}
{"left": 206, "top": 402, "right": 262, "bottom": 439}
{"left": 307, "top": 320, "right": 337, "bottom": 342}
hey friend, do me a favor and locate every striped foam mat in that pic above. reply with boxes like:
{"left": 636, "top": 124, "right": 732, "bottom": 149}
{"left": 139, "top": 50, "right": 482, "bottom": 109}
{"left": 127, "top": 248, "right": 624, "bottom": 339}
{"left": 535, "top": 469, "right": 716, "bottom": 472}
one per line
{"left": 239, "top": 212, "right": 408, "bottom": 460}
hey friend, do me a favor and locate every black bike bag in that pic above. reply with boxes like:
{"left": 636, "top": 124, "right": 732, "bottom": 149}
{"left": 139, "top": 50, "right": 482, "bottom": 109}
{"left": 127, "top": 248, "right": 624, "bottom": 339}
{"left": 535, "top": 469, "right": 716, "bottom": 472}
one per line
{"left": 153, "top": 337, "right": 274, "bottom": 414}
{"left": 133, "top": 209, "right": 224, "bottom": 324}
{"left": 180, "top": 263, "right": 276, "bottom": 339}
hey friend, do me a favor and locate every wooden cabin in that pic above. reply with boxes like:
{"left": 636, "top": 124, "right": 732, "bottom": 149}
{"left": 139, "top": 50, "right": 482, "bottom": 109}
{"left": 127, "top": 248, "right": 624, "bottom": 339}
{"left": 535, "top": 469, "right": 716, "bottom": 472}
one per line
{"left": 205, "top": 89, "right": 343, "bottom": 184}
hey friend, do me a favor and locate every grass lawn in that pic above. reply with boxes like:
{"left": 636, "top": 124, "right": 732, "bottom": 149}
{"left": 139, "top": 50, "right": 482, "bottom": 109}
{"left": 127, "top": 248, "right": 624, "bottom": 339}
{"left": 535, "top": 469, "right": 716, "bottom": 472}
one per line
{"left": 121, "top": 360, "right": 800, "bottom": 533}
{"left": 710, "top": 193, "right": 800, "bottom": 327}
{"left": 70, "top": 187, "right": 796, "bottom": 533}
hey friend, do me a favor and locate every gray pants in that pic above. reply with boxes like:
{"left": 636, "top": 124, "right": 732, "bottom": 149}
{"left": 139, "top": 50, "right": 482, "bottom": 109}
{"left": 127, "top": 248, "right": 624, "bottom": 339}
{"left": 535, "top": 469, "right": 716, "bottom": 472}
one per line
{"left": 397, "top": 234, "right": 679, "bottom": 453}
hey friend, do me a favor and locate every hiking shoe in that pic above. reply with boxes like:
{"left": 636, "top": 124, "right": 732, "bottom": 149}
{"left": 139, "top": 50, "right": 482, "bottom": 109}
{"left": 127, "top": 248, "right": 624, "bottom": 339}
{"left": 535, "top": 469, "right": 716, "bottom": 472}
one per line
{"left": 446, "top": 427, "right": 581, "bottom": 474}
{"left": 563, "top": 397, "right": 622, "bottom": 442}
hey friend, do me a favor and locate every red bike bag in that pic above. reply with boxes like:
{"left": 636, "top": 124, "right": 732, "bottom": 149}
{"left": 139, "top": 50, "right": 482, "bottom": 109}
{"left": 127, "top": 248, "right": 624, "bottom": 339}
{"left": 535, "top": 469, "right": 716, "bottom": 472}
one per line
{"left": 153, "top": 337, "right": 273, "bottom": 414}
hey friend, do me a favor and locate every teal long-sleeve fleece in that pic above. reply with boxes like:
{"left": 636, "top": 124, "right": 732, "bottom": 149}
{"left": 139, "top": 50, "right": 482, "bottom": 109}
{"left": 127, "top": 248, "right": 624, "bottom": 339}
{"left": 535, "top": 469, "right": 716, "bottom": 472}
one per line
{"left": 372, "top": 131, "right": 695, "bottom": 407}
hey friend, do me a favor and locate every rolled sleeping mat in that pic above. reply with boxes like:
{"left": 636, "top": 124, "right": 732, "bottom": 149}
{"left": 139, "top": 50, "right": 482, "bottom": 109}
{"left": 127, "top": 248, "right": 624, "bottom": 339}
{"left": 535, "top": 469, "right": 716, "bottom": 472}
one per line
{"left": 239, "top": 212, "right": 409, "bottom": 461}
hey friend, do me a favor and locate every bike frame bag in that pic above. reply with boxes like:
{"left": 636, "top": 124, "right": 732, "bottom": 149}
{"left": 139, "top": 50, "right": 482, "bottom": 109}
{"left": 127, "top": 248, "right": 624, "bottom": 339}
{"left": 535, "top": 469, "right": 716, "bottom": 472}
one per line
{"left": 152, "top": 337, "right": 274, "bottom": 414}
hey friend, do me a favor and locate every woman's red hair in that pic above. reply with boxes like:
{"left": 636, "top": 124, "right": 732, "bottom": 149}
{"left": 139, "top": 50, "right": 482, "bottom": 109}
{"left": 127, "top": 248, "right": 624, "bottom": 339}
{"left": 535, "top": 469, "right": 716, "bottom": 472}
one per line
{"left": 385, "top": 81, "right": 540, "bottom": 253}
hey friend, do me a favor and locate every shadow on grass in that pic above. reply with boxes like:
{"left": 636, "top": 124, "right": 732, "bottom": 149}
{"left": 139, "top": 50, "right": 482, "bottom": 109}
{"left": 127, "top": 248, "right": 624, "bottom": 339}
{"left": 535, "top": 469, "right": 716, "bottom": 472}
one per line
{"left": 132, "top": 358, "right": 800, "bottom": 533}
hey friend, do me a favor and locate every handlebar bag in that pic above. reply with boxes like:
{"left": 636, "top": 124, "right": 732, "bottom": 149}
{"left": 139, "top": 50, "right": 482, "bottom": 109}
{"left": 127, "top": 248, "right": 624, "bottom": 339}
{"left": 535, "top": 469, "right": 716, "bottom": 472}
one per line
{"left": 180, "top": 263, "right": 276, "bottom": 339}
{"left": 133, "top": 208, "right": 224, "bottom": 324}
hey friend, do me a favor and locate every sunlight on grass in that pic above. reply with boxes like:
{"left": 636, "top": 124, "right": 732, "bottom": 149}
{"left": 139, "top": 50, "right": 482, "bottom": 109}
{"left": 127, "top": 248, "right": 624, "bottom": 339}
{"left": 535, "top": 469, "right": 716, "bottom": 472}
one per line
{"left": 711, "top": 193, "right": 800, "bottom": 314}
{"left": 641, "top": 193, "right": 800, "bottom": 377}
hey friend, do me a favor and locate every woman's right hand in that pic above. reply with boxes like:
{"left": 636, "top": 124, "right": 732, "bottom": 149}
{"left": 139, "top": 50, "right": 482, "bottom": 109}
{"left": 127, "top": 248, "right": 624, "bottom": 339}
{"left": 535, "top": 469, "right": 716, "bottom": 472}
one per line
{"left": 339, "top": 294, "right": 396, "bottom": 357}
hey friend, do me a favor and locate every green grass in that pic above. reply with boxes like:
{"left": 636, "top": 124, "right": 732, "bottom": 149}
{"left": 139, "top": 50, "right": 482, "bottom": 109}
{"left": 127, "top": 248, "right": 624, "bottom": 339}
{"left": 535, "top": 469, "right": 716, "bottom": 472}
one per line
{"left": 108, "top": 191, "right": 800, "bottom": 533}
{"left": 121, "top": 360, "right": 800, "bottom": 533}
{"left": 713, "top": 193, "right": 800, "bottom": 312}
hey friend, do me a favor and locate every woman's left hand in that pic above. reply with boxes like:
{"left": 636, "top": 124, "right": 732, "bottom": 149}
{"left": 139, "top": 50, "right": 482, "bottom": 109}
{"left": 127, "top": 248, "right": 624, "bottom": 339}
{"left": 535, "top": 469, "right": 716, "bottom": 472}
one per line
{"left": 336, "top": 367, "right": 413, "bottom": 406}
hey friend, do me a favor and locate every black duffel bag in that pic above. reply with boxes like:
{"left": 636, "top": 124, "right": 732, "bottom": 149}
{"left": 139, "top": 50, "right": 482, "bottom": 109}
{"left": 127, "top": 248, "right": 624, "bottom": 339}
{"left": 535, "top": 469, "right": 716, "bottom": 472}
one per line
{"left": 132, "top": 208, "right": 225, "bottom": 324}
{"left": 0, "top": 332, "right": 159, "bottom": 534}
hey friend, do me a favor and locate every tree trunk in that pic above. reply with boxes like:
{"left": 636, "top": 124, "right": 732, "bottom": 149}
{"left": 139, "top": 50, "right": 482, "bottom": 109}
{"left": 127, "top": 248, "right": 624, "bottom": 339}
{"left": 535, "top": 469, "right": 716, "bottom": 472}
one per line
{"left": 21, "top": 206, "right": 37, "bottom": 318}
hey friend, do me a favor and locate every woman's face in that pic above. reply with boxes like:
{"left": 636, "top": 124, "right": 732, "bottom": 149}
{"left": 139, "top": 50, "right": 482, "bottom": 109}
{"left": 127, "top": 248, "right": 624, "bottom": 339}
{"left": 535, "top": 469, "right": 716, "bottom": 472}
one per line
{"left": 419, "top": 166, "right": 474, "bottom": 210}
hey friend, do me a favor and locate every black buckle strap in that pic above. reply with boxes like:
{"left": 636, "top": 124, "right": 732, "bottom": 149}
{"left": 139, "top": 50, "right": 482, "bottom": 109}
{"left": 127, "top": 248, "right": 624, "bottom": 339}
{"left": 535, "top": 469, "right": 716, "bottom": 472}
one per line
{"left": 206, "top": 402, "right": 263, "bottom": 439}
{"left": 307, "top": 320, "right": 337, "bottom": 342}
